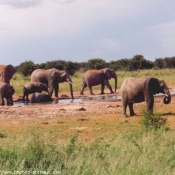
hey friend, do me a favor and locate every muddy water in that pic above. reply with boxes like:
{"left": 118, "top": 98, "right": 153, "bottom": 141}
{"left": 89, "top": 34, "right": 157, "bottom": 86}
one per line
{"left": 13, "top": 91, "right": 175, "bottom": 107}
{"left": 14, "top": 94, "right": 121, "bottom": 106}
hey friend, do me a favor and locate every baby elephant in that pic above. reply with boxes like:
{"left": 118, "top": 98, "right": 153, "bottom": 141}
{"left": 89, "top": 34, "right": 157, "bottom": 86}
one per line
{"left": 31, "top": 92, "right": 53, "bottom": 103}
{"left": 22, "top": 82, "right": 49, "bottom": 101}
{"left": 0, "top": 82, "right": 14, "bottom": 105}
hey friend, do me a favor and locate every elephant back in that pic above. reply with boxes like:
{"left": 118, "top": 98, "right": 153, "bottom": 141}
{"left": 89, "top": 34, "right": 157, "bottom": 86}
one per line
{"left": 30, "top": 69, "right": 49, "bottom": 85}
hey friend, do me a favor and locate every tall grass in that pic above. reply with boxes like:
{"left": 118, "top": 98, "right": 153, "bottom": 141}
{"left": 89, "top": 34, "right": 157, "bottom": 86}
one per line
{"left": 1, "top": 122, "right": 175, "bottom": 175}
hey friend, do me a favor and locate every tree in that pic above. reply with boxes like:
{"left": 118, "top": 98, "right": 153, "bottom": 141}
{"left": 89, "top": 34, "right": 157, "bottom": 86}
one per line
{"left": 87, "top": 58, "right": 107, "bottom": 70}
{"left": 17, "top": 61, "right": 36, "bottom": 76}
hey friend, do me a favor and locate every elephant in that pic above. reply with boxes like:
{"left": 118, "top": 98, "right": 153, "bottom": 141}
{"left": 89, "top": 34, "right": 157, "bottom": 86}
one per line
{"left": 31, "top": 92, "right": 53, "bottom": 103}
{"left": 121, "top": 77, "right": 171, "bottom": 117}
{"left": 0, "top": 64, "right": 16, "bottom": 84}
{"left": 80, "top": 68, "right": 117, "bottom": 95}
{"left": 0, "top": 82, "right": 15, "bottom": 105}
{"left": 30, "top": 68, "right": 74, "bottom": 99}
{"left": 22, "top": 82, "right": 49, "bottom": 102}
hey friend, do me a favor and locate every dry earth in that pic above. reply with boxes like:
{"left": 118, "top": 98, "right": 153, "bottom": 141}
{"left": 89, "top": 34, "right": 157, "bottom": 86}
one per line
{"left": 0, "top": 90, "right": 175, "bottom": 142}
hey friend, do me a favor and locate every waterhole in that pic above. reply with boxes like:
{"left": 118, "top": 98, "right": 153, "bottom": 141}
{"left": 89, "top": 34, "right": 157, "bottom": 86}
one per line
{"left": 13, "top": 91, "right": 175, "bottom": 107}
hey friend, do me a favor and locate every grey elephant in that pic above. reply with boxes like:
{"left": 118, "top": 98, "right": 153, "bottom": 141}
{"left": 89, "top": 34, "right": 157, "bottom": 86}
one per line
{"left": 80, "top": 68, "right": 117, "bottom": 95}
{"left": 0, "top": 64, "right": 16, "bottom": 84}
{"left": 22, "top": 82, "right": 49, "bottom": 101}
{"left": 0, "top": 82, "right": 15, "bottom": 105}
{"left": 31, "top": 92, "right": 53, "bottom": 103}
{"left": 30, "top": 68, "right": 74, "bottom": 99}
{"left": 121, "top": 77, "right": 171, "bottom": 117}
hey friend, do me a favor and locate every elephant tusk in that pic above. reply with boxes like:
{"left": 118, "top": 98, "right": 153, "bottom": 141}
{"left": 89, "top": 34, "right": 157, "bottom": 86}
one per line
{"left": 165, "top": 94, "right": 168, "bottom": 97}
{"left": 67, "top": 80, "right": 73, "bottom": 84}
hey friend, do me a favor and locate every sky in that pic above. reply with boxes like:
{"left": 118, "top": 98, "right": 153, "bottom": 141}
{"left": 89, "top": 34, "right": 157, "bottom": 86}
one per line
{"left": 0, "top": 0, "right": 175, "bottom": 66}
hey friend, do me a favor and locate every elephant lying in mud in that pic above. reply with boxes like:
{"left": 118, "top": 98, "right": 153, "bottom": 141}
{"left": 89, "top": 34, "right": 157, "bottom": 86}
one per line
{"left": 31, "top": 92, "right": 53, "bottom": 103}
{"left": 80, "top": 68, "right": 117, "bottom": 95}
{"left": 121, "top": 77, "right": 171, "bottom": 117}
{"left": 0, "top": 82, "right": 15, "bottom": 105}
{"left": 22, "top": 82, "right": 49, "bottom": 101}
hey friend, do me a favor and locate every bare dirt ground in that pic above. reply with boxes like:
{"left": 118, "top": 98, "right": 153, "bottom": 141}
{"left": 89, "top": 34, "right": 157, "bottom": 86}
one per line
{"left": 0, "top": 90, "right": 175, "bottom": 142}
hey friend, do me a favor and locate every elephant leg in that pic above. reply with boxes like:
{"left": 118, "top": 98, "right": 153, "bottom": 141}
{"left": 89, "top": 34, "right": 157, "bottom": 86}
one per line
{"left": 80, "top": 82, "right": 87, "bottom": 95}
{"left": 100, "top": 84, "right": 105, "bottom": 94}
{"left": 0, "top": 96, "right": 4, "bottom": 105}
{"left": 26, "top": 95, "right": 29, "bottom": 102}
{"left": 104, "top": 80, "right": 114, "bottom": 93}
{"left": 22, "top": 94, "right": 25, "bottom": 101}
{"left": 54, "top": 83, "right": 59, "bottom": 98}
{"left": 122, "top": 98, "right": 127, "bottom": 117}
{"left": 129, "top": 102, "right": 135, "bottom": 116}
{"left": 146, "top": 95, "right": 154, "bottom": 113}
{"left": 88, "top": 86, "right": 94, "bottom": 95}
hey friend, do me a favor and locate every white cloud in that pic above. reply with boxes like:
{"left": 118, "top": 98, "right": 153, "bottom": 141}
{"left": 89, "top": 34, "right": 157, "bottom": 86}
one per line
{"left": 0, "top": 0, "right": 42, "bottom": 8}
{"left": 148, "top": 21, "right": 175, "bottom": 55}
{"left": 93, "top": 38, "right": 121, "bottom": 58}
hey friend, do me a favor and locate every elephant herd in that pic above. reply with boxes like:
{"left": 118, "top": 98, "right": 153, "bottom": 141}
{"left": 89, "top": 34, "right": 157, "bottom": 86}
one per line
{"left": 0, "top": 64, "right": 172, "bottom": 117}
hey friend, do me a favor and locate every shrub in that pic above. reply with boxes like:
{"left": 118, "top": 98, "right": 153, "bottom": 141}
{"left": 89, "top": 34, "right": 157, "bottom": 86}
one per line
{"left": 141, "top": 112, "right": 167, "bottom": 130}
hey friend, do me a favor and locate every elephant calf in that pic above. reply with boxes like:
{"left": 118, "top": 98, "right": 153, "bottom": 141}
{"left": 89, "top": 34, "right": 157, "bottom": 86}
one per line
{"left": 0, "top": 82, "right": 14, "bottom": 105}
{"left": 31, "top": 92, "right": 53, "bottom": 103}
{"left": 22, "top": 82, "right": 49, "bottom": 101}
{"left": 121, "top": 77, "right": 171, "bottom": 117}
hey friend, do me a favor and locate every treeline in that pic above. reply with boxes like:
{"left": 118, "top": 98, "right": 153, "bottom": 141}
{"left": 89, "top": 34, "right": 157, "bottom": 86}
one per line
{"left": 16, "top": 55, "right": 175, "bottom": 76}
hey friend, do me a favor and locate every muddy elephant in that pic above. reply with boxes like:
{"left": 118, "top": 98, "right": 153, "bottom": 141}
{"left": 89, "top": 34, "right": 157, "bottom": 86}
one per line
{"left": 31, "top": 92, "right": 53, "bottom": 103}
{"left": 121, "top": 77, "right": 171, "bottom": 117}
{"left": 0, "top": 64, "right": 16, "bottom": 84}
{"left": 22, "top": 82, "right": 49, "bottom": 101}
{"left": 30, "top": 68, "right": 74, "bottom": 99}
{"left": 80, "top": 68, "right": 117, "bottom": 95}
{"left": 0, "top": 82, "right": 15, "bottom": 105}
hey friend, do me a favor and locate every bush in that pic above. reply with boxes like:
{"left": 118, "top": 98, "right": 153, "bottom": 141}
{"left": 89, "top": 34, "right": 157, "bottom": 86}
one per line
{"left": 141, "top": 112, "right": 167, "bottom": 130}
{"left": 17, "top": 61, "right": 36, "bottom": 77}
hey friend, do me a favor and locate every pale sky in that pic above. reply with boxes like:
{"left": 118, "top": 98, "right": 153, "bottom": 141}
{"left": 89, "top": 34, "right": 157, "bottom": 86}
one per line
{"left": 0, "top": 0, "right": 175, "bottom": 66}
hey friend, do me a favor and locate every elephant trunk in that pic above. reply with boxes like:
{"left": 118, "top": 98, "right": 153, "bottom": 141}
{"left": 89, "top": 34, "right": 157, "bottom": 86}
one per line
{"left": 163, "top": 88, "right": 171, "bottom": 104}
{"left": 66, "top": 77, "right": 74, "bottom": 100}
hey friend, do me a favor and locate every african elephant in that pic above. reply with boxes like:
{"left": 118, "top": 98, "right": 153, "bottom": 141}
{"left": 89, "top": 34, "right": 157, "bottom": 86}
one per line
{"left": 80, "top": 68, "right": 117, "bottom": 95}
{"left": 31, "top": 92, "right": 53, "bottom": 103}
{"left": 22, "top": 82, "right": 49, "bottom": 101}
{"left": 0, "top": 82, "right": 15, "bottom": 105}
{"left": 121, "top": 77, "right": 171, "bottom": 117}
{"left": 0, "top": 64, "right": 16, "bottom": 84}
{"left": 30, "top": 68, "right": 74, "bottom": 99}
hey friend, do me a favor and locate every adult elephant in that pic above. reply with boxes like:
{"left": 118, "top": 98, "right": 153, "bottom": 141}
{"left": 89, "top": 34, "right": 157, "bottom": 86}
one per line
{"left": 121, "top": 77, "right": 171, "bottom": 117}
{"left": 0, "top": 64, "right": 16, "bottom": 84}
{"left": 30, "top": 68, "right": 74, "bottom": 99}
{"left": 80, "top": 68, "right": 117, "bottom": 95}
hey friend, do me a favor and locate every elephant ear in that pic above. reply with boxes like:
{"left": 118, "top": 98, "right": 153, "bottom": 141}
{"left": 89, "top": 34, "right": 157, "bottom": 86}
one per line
{"left": 50, "top": 71, "right": 61, "bottom": 83}
{"left": 6, "top": 65, "right": 16, "bottom": 80}
{"left": 147, "top": 77, "right": 161, "bottom": 94}
{"left": 60, "top": 72, "right": 67, "bottom": 82}
{"left": 0, "top": 64, "right": 16, "bottom": 84}
{"left": 103, "top": 68, "right": 111, "bottom": 79}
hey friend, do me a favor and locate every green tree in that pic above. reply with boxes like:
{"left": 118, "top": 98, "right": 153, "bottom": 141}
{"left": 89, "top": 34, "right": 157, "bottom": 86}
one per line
{"left": 17, "top": 61, "right": 36, "bottom": 76}
{"left": 87, "top": 58, "right": 107, "bottom": 70}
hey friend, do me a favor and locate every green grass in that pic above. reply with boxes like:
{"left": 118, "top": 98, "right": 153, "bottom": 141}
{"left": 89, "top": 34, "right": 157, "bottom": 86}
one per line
{"left": 1, "top": 123, "right": 175, "bottom": 175}
{"left": 11, "top": 68, "right": 175, "bottom": 96}
{"left": 3, "top": 69, "right": 175, "bottom": 174}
